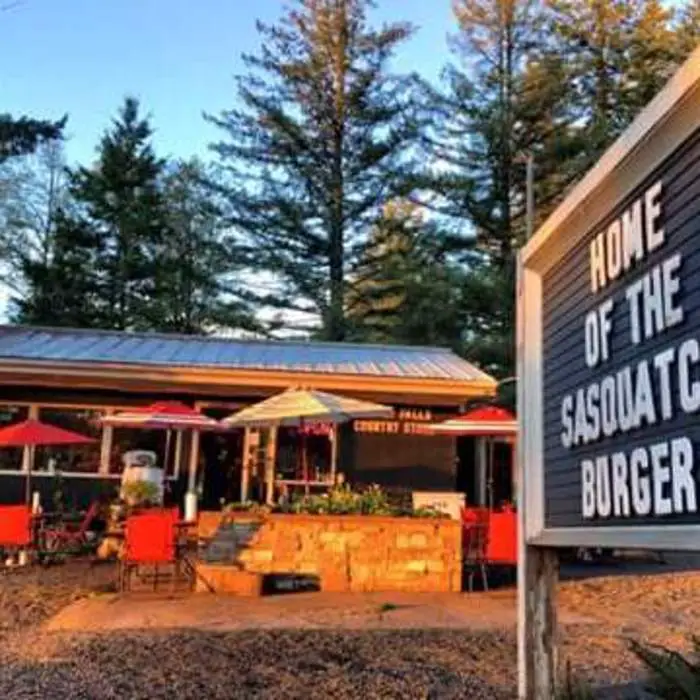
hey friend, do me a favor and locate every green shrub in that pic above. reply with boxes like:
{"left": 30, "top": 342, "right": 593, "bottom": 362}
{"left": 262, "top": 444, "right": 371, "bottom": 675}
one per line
{"left": 224, "top": 485, "right": 449, "bottom": 518}
{"left": 223, "top": 501, "right": 271, "bottom": 515}
{"left": 121, "top": 480, "right": 160, "bottom": 508}
{"left": 276, "top": 484, "right": 447, "bottom": 517}
{"left": 629, "top": 636, "right": 700, "bottom": 699}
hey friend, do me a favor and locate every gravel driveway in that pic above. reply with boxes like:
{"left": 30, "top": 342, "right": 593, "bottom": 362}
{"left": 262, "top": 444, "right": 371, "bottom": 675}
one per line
{"left": 0, "top": 559, "right": 697, "bottom": 698}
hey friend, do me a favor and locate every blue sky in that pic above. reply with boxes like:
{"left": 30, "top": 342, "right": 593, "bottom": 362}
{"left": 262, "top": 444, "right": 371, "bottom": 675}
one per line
{"left": 1, "top": 0, "right": 454, "bottom": 166}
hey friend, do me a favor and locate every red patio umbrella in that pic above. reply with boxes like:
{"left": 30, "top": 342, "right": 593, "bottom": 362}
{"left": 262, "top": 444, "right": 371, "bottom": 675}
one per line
{"left": 100, "top": 401, "right": 220, "bottom": 430}
{"left": 0, "top": 419, "right": 97, "bottom": 447}
{"left": 429, "top": 406, "right": 517, "bottom": 509}
{"left": 0, "top": 419, "right": 96, "bottom": 504}
{"left": 101, "top": 402, "right": 220, "bottom": 503}
{"left": 428, "top": 406, "right": 517, "bottom": 437}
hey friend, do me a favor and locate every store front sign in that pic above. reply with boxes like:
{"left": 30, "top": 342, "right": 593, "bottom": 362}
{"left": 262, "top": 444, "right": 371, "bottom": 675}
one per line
{"left": 353, "top": 408, "right": 435, "bottom": 436}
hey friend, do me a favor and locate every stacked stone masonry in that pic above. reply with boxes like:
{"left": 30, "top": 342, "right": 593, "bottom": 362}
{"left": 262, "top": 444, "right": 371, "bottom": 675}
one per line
{"left": 198, "top": 512, "right": 462, "bottom": 593}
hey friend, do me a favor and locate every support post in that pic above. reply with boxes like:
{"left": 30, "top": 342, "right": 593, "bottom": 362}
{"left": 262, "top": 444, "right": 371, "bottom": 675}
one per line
{"left": 265, "top": 426, "right": 277, "bottom": 505}
{"left": 22, "top": 405, "right": 39, "bottom": 474}
{"left": 185, "top": 429, "right": 200, "bottom": 521}
{"left": 164, "top": 429, "right": 172, "bottom": 474}
{"left": 23, "top": 445, "right": 36, "bottom": 506}
{"left": 520, "top": 546, "right": 559, "bottom": 699}
{"left": 173, "top": 430, "right": 183, "bottom": 480}
{"left": 241, "top": 427, "right": 251, "bottom": 502}
{"left": 99, "top": 423, "right": 113, "bottom": 475}
{"left": 477, "top": 438, "right": 487, "bottom": 505}
{"left": 330, "top": 425, "right": 338, "bottom": 484}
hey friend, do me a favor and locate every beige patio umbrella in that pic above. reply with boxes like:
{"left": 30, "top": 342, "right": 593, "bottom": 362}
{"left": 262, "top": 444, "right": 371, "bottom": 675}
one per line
{"left": 222, "top": 388, "right": 394, "bottom": 497}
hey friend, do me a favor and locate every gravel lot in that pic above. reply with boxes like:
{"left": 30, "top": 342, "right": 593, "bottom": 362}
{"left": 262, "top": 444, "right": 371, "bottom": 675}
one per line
{"left": 0, "top": 560, "right": 698, "bottom": 698}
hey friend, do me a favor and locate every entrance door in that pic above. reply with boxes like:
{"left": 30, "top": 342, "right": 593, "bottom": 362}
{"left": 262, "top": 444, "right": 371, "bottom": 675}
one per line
{"left": 491, "top": 441, "right": 514, "bottom": 507}
{"left": 455, "top": 436, "right": 479, "bottom": 505}
{"left": 199, "top": 428, "right": 244, "bottom": 509}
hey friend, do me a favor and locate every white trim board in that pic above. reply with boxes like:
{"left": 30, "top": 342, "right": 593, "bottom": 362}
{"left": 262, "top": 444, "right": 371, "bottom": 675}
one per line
{"left": 532, "top": 526, "right": 700, "bottom": 552}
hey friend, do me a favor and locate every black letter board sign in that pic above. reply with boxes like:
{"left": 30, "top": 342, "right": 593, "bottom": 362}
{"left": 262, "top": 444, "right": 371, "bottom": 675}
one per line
{"left": 518, "top": 49, "right": 700, "bottom": 550}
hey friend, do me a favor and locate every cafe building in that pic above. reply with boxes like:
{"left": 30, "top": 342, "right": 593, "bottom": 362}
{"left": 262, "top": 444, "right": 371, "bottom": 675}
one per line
{"left": 0, "top": 325, "right": 508, "bottom": 510}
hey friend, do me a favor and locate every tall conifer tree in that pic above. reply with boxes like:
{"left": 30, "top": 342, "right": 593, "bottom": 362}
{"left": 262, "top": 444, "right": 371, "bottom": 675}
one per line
{"left": 208, "top": 0, "right": 419, "bottom": 340}
{"left": 16, "top": 98, "right": 167, "bottom": 329}
{"left": 346, "top": 200, "right": 463, "bottom": 346}
{"left": 151, "top": 159, "right": 259, "bottom": 334}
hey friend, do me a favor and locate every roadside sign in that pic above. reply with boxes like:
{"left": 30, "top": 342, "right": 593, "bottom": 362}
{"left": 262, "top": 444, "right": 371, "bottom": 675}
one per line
{"left": 518, "top": 46, "right": 700, "bottom": 552}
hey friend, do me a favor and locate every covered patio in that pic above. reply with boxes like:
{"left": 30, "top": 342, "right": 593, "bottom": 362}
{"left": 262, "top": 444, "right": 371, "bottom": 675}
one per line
{"left": 0, "top": 325, "right": 498, "bottom": 511}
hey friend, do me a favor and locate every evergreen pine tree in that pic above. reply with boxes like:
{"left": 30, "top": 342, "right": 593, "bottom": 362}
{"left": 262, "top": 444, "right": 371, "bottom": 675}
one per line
{"left": 151, "top": 160, "right": 259, "bottom": 334}
{"left": 13, "top": 98, "right": 167, "bottom": 329}
{"left": 346, "top": 200, "right": 462, "bottom": 347}
{"left": 424, "top": 0, "right": 573, "bottom": 375}
{"left": 548, "top": 0, "right": 682, "bottom": 165}
{"left": 207, "top": 0, "right": 419, "bottom": 341}
{"left": 14, "top": 210, "right": 102, "bottom": 327}
{"left": 67, "top": 97, "right": 168, "bottom": 330}
{"left": 676, "top": 0, "right": 700, "bottom": 57}
{"left": 427, "top": 0, "right": 695, "bottom": 376}
{"left": 0, "top": 115, "right": 65, "bottom": 164}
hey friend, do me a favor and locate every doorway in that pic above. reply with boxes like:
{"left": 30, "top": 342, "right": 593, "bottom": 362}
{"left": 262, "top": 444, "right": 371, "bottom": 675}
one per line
{"left": 455, "top": 437, "right": 513, "bottom": 508}
{"left": 199, "top": 426, "right": 244, "bottom": 509}
{"left": 455, "top": 436, "right": 479, "bottom": 505}
{"left": 491, "top": 441, "right": 514, "bottom": 507}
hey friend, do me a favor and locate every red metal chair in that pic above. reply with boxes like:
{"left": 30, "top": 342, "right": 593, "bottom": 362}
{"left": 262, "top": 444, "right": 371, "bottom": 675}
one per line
{"left": 120, "top": 508, "right": 181, "bottom": 592}
{"left": 485, "top": 510, "right": 517, "bottom": 565}
{"left": 0, "top": 505, "right": 33, "bottom": 552}
{"left": 41, "top": 501, "right": 102, "bottom": 557}
{"left": 461, "top": 507, "right": 491, "bottom": 591}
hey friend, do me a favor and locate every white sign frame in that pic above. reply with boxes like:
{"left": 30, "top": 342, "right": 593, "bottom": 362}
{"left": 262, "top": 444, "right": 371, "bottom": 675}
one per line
{"left": 518, "top": 46, "right": 700, "bottom": 552}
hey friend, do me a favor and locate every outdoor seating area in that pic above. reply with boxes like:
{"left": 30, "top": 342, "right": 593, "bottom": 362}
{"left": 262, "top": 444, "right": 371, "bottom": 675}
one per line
{"left": 0, "top": 385, "right": 521, "bottom": 595}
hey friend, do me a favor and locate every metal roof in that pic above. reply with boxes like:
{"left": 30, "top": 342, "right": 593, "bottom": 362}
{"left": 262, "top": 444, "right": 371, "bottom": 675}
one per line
{"left": 0, "top": 326, "right": 496, "bottom": 384}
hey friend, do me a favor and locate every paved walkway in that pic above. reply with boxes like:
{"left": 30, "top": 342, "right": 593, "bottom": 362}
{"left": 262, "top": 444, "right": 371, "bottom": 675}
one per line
{"left": 46, "top": 589, "right": 594, "bottom": 633}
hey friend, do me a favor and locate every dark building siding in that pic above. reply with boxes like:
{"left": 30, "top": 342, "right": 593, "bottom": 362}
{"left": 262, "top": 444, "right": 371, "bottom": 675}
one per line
{"left": 542, "top": 124, "right": 700, "bottom": 528}
{"left": 349, "top": 433, "right": 456, "bottom": 491}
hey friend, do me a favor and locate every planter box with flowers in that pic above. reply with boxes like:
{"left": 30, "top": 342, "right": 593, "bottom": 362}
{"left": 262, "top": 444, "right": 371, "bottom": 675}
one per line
{"left": 196, "top": 486, "right": 462, "bottom": 594}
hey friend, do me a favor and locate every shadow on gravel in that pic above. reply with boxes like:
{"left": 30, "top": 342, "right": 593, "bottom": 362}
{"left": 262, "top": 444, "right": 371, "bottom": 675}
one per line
{"left": 560, "top": 550, "right": 700, "bottom": 583}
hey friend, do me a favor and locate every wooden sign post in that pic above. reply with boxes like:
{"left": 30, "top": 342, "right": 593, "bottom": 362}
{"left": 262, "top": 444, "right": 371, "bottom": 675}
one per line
{"left": 517, "top": 46, "right": 700, "bottom": 698}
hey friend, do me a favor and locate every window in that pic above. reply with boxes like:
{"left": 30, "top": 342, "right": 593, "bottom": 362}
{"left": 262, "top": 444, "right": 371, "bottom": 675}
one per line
{"left": 0, "top": 405, "right": 28, "bottom": 472}
{"left": 35, "top": 407, "right": 103, "bottom": 474}
{"left": 109, "top": 427, "right": 167, "bottom": 474}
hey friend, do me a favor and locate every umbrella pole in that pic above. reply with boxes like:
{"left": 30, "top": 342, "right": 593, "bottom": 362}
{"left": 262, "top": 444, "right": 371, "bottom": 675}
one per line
{"left": 487, "top": 438, "right": 495, "bottom": 510}
{"left": 330, "top": 426, "right": 338, "bottom": 485}
{"left": 301, "top": 418, "right": 309, "bottom": 496}
{"left": 24, "top": 444, "right": 36, "bottom": 507}
{"left": 185, "top": 429, "right": 200, "bottom": 521}
{"left": 164, "top": 429, "right": 172, "bottom": 475}
{"left": 173, "top": 430, "right": 183, "bottom": 480}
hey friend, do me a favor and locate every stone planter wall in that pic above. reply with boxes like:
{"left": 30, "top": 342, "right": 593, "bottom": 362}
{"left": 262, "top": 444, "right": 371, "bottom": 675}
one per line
{"left": 197, "top": 511, "right": 462, "bottom": 593}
